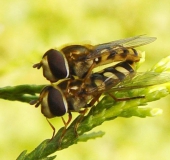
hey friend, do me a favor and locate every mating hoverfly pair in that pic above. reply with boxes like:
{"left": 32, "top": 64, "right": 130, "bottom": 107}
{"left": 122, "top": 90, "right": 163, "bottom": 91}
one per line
{"left": 31, "top": 35, "right": 157, "bottom": 138}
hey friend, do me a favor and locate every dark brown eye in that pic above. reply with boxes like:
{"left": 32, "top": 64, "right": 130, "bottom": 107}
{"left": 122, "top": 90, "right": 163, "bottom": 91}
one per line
{"left": 41, "top": 86, "right": 68, "bottom": 118}
{"left": 48, "top": 86, "right": 68, "bottom": 116}
{"left": 43, "top": 49, "right": 69, "bottom": 82}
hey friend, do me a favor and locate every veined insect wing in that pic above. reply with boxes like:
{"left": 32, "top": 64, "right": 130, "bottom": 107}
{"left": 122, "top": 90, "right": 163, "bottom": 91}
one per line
{"left": 95, "top": 35, "right": 156, "bottom": 50}
{"left": 86, "top": 35, "right": 156, "bottom": 60}
{"left": 121, "top": 36, "right": 157, "bottom": 48}
{"left": 107, "top": 72, "right": 170, "bottom": 92}
{"left": 85, "top": 69, "right": 170, "bottom": 96}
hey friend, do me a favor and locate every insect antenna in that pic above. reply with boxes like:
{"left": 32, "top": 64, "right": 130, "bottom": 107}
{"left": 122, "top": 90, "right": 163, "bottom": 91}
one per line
{"left": 33, "top": 62, "right": 42, "bottom": 69}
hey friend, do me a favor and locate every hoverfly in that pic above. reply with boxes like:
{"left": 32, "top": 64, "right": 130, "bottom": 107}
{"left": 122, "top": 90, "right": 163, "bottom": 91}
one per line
{"left": 33, "top": 35, "right": 156, "bottom": 82}
{"left": 31, "top": 60, "right": 137, "bottom": 139}
{"left": 32, "top": 60, "right": 136, "bottom": 121}
{"left": 31, "top": 57, "right": 170, "bottom": 140}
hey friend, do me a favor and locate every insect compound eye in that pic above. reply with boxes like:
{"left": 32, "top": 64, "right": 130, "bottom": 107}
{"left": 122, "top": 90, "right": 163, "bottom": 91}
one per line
{"left": 42, "top": 49, "right": 69, "bottom": 82}
{"left": 41, "top": 86, "right": 68, "bottom": 118}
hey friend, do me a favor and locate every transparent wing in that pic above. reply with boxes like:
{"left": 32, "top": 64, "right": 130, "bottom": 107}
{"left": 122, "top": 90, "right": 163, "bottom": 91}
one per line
{"left": 86, "top": 72, "right": 170, "bottom": 95}
{"left": 96, "top": 35, "right": 156, "bottom": 49}
{"left": 86, "top": 35, "right": 156, "bottom": 59}
{"left": 110, "top": 72, "right": 170, "bottom": 91}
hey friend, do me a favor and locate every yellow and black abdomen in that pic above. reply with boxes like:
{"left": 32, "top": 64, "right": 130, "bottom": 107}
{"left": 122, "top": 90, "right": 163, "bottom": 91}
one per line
{"left": 89, "top": 60, "right": 136, "bottom": 91}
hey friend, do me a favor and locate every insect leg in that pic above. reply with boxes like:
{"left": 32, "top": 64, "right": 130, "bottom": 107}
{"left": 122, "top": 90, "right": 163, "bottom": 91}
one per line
{"left": 79, "top": 62, "right": 97, "bottom": 91}
{"left": 74, "top": 108, "right": 89, "bottom": 137}
{"left": 58, "top": 112, "right": 72, "bottom": 145}
{"left": 74, "top": 94, "right": 102, "bottom": 137}
{"left": 65, "top": 80, "right": 71, "bottom": 93}
{"left": 83, "top": 62, "right": 97, "bottom": 83}
{"left": 88, "top": 94, "right": 102, "bottom": 106}
{"left": 61, "top": 111, "right": 72, "bottom": 129}
{"left": 46, "top": 118, "right": 56, "bottom": 139}
{"left": 108, "top": 92, "right": 145, "bottom": 101}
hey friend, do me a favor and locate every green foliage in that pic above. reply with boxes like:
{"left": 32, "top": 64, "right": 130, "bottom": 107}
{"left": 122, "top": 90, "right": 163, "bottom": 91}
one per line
{"left": 1, "top": 1, "right": 170, "bottom": 160}
{"left": 0, "top": 56, "right": 169, "bottom": 159}
{"left": 0, "top": 85, "right": 45, "bottom": 103}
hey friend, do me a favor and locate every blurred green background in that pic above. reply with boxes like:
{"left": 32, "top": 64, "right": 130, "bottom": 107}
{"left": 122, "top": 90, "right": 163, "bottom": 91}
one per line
{"left": 0, "top": 0, "right": 170, "bottom": 159}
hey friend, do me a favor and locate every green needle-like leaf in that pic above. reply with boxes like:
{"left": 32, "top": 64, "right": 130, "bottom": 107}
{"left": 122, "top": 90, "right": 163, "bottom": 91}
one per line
{"left": 0, "top": 84, "right": 45, "bottom": 103}
{"left": 78, "top": 131, "right": 105, "bottom": 142}
{"left": 1, "top": 56, "right": 170, "bottom": 159}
